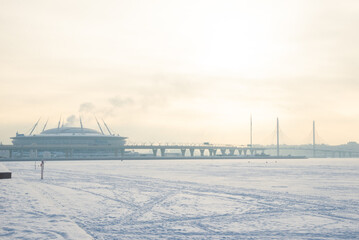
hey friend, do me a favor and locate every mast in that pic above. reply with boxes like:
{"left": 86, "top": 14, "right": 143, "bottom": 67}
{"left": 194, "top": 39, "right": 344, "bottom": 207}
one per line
{"left": 29, "top": 118, "right": 40, "bottom": 135}
{"left": 42, "top": 119, "right": 48, "bottom": 132}
{"left": 102, "top": 119, "right": 113, "bottom": 135}
{"left": 57, "top": 117, "right": 61, "bottom": 130}
{"left": 95, "top": 117, "right": 104, "bottom": 135}
{"left": 313, "top": 120, "right": 316, "bottom": 157}
{"left": 250, "top": 114, "right": 253, "bottom": 148}
{"left": 80, "top": 117, "right": 83, "bottom": 131}
{"left": 276, "top": 117, "right": 279, "bottom": 157}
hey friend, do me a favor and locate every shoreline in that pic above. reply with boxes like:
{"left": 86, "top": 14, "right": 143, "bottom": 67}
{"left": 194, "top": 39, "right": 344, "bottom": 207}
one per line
{"left": 0, "top": 155, "right": 307, "bottom": 162}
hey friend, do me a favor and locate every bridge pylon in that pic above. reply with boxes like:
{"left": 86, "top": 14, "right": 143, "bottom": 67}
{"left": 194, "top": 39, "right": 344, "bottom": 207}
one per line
{"left": 313, "top": 121, "right": 316, "bottom": 157}
{"left": 276, "top": 118, "right": 279, "bottom": 157}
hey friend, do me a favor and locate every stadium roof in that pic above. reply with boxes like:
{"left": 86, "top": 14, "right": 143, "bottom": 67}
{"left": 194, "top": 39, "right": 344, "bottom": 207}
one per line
{"left": 41, "top": 127, "right": 102, "bottom": 135}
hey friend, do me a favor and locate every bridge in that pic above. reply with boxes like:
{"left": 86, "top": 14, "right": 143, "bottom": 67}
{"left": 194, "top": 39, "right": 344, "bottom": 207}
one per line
{"left": 0, "top": 143, "right": 266, "bottom": 160}
{"left": 260, "top": 119, "right": 359, "bottom": 158}
{"left": 264, "top": 146, "right": 359, "bottom": 158}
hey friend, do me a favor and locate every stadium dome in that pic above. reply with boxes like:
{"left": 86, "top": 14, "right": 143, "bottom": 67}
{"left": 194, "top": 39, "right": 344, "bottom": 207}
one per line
{"left": 11, "top": 126, "right": 126, "bottom": 147}
{"left": 41, "top": 127, "right": 101, "bottom": 135}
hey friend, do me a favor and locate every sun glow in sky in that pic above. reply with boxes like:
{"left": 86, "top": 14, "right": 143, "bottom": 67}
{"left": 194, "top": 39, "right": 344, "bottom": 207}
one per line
{"left": 1, "top": 0, "right": 359, "bottom": 145}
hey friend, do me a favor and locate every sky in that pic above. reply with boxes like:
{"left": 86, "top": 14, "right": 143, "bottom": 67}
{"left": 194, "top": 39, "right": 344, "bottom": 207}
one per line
{"left": 1, "top": 0, "right": 359, "bottom": 145}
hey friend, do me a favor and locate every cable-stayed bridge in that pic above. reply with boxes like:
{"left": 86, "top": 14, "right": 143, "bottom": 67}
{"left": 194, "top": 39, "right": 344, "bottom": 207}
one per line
{"left": 259, "top": 118, "right": 359, "bottom": 158}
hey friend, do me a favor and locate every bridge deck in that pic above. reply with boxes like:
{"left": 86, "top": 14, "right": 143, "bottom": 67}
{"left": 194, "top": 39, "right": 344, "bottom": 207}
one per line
{"left": 0, "top": 144, "right": 264, "bottom": 151}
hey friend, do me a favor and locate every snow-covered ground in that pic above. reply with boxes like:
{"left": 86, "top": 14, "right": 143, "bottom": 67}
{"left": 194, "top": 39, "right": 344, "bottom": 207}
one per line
{"left": 1, "top": 158, "right": 359, "bottom": 239}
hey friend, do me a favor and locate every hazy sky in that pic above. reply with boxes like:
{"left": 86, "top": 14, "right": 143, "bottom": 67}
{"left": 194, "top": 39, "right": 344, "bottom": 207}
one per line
{"left": 1, "top": 0, "right": 359, "bottom": 145}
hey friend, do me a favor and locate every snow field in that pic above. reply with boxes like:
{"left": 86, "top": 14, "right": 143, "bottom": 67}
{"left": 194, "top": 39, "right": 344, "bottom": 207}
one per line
{"left": 1, "top": 158, "right": 359, "bottom": 239}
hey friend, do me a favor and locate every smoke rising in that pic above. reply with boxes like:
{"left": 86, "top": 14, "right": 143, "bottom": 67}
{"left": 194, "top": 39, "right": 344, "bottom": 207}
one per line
{"left": 109, "top": 97, "right": 134, "bottom": 108}
{"left": 64, "top": 115, "right": 77, "bottom": 127}
{"left": 79, "top": 102, "right": 95, "bottom": 113}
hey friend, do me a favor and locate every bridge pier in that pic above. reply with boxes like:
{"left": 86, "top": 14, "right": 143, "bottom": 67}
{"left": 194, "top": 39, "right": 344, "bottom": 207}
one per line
{"left": 160, "top": 148, "right": 166, "bottom": 157}
{"left": 152, "top": 148, "right": 158, "bottom": 157}
{"left": 220, "top": 148, "right": 226, "bottom": 156}
{"left": 200, "top": 149, "right": 205, "bottom": 157}
{"left": 243, "top": 149, "right": 247, "bottom": 156}
{"left": 189, "top": 148, "right": 195, "bottom": 157}
{"left": 250, "top": 149, "right": 255, "bottom": 156}
{"left": 229, "top": 149, "right": 235, "bottom": 156}
{"left": 181, "top": 149, "right": 186, "bottom": 157}
{"left": 209, "top": 149, "right": 213, "bottom": 156}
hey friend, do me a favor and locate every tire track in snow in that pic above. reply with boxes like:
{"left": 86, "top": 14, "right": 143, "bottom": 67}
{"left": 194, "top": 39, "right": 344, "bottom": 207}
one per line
{"left": 21, "top": 164, "right": 359, "bottom": 238}
{"left": 33, "top": 182, "right": 95, "bottom": 239}
{"left": 44, "top": 168, "right": 359, "bottom": 224}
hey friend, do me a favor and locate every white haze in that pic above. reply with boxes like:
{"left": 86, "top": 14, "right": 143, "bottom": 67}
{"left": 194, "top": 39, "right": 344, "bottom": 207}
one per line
{"left": 1, "top": 0, "right": 359, "bottom": 145}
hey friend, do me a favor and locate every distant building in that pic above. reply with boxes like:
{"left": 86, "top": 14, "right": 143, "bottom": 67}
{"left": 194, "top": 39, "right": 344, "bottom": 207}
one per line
{"left": 10, "top": 125, "right": 127, "bottom": 158}
{"left": 12, "top": 127, "right": 126, "bottom": 146}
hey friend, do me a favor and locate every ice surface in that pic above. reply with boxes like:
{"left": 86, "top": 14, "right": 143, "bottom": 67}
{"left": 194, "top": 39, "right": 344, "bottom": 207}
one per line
{"left": 0, "top": 164, "right": 9, "bottom": 172}
{"left": 1, "top": 158, "right": 359, "bottom": 239}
